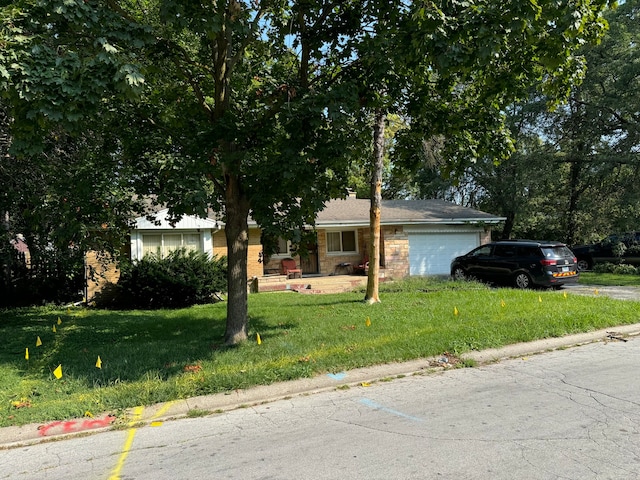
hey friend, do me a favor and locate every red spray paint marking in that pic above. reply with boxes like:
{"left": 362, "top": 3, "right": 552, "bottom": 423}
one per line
{"left": 38, "top": 415, "right": 116, "bottom": 436}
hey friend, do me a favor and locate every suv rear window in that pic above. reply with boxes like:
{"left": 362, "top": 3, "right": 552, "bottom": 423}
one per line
{"left": 541, "top": 246, "right": 573, "bottom": 258}
{"left": 517, "top": 246, "right": 540, "bottom": 257}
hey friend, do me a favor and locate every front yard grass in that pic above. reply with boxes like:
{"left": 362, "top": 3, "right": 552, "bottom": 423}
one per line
{"left": 579, "top": 272, "right": 640, "bottom": 286}
{"left": 1, "top": 277, "right": 639, "bottom": 428}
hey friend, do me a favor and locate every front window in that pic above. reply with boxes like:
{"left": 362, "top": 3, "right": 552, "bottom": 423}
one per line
{"left": 272, "top": 237, "right": 291, "bottom": 257}
{"left": 326, "top": 231, "right": 357, "bottom": 253}
{"left": 142, "top": 233, "right": 202, "bottom": 258}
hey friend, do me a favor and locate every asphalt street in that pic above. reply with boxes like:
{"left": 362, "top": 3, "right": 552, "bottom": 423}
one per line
{"left": 1, "top": 328, "right": 639, "bottom": 480}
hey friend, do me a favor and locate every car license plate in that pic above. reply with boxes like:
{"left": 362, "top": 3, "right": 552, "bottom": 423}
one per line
{"left": 562, "top": 266, "right": 569, "bottom": 272}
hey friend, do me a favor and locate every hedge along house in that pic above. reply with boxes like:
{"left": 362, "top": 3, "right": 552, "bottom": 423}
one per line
{"left": 85, "top": 197, "right": 504, "bottom": 301}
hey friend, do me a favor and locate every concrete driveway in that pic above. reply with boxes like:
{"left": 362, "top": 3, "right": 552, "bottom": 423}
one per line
{"left": 563, "top": 284, "right": 640, "bottom": 301}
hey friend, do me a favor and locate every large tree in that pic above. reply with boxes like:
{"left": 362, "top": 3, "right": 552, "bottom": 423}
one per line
{"left": 471, "top": 1, "right": 640, "bottom": 243}
{"left": 543, "top": 0, "right": 640, "bottom": 243}
{"left": 352, "top": 0, "right": 612, "bottom": 301}
{"left": 2, "top": 0, "right": 365, "bottom": 343}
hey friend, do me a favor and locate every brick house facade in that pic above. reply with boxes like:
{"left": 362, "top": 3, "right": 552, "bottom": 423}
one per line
{"left": 85, "top": 197, "right": 503, "bottom": 301}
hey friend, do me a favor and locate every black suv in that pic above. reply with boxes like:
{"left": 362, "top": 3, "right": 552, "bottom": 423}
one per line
{"left": 572, "top": 232, "right": 640, "bottom": 271}
{"left": 450, "top": 240, "right": 579, "bottom": 289}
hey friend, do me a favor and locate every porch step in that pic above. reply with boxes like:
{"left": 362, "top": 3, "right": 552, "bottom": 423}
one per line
{"left": 250, "top": 274, "right": 371, "bottom": 294}
{"left": 258, "top": 274, "right": 290, "bottom": 284}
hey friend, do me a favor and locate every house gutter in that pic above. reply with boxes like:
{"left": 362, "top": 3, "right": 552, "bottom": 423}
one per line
{"left": 315, "top": 218, "right": 506, "bottom": 228}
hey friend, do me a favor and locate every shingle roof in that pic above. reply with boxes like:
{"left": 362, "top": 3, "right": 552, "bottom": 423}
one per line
{"left": 135, "top": 197, "right": 504, "bottom": 229}
{"left": 316, "top": 197, "right": 504, "bottom": 227}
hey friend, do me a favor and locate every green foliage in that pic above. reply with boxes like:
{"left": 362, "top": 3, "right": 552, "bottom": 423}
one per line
{"left": 0, "top": 0, "right": 153, "bottom": 146}
{"left": 0, "top": 98, "right": 145, "bottom": 293}
{"left": 470, "top": 2, "right": 640, "bottom": 243}
{"left": 112, "top": 249, "right": 227, "bottom": 309}
{"left": 611, "top": 241, "right": 627, "bottom": 258}
{"left": 0, "top": 241, "right": 84, "bottom": 307}
{"left": 627, "top": 245, "right": 640, "bottom": 256}
{"left": 391, "top": 0, "right": 612, "bottom": 179}
{"left": 592, "top": 262, "right": 639, "bottom": 275}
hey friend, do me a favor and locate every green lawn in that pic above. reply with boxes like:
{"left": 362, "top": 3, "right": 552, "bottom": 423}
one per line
{"left": 1, "top": 277, "right": 639, "bottom": 427}
{"left": 579, "top": 272, "right": 640, "bottom": 286}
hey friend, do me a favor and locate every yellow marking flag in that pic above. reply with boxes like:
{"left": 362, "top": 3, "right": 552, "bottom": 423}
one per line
{"left": 500, "top": 299, "right": 506, "bottom": 308}
{"left": 563, "top": 292, "right": 568, "bottom": 299}
{"left": 52, "top": 325, "right": 57, "bottom": 333}
{"left": 53, "top": 364, "right": 63, "bottom": 379}
{"left": 454, "top": 307, "right": 459, "bottom": 316}
{"left": 538, "top": 296, "right": 542, "bottom": 303}
{"left": 57, "top": 317, "right": 62, "bottom": 325}
{"left": 96, "top": 356, "right": 102, "bottom": 369}
{"left": 365, "top": 317, "right": 371, "bottom": 327}
{"left": 256, "top": 333, "right": 262, "bottom": 345}
{"left": 25, "top": 348, "right": 29, "bottom": 360}
{"left": 594, "top": 289, "right": 599, "bottom": 296}
{"left": 36, "top": 336, "right": 42, "bottom": 347}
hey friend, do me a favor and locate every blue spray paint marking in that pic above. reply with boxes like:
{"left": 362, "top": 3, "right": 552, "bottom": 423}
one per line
{"left": 359, "top": 398, "right": 424, "bottom": 423}
{"left": 327, "top": 372, "right": 347, "bottom": 380}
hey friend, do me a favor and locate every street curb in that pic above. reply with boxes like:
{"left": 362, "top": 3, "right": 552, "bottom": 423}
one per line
{"left": 2, "top": 323, "right": 639, "bottom": 450}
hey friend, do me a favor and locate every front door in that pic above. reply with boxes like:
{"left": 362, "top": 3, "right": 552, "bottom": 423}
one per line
{"left": 300, "top": 243, "right": 319, "bottom": 274}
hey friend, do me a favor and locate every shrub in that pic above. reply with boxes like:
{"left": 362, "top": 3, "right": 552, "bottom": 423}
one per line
{"left": 112, "top": 249, "right": 227, "bottom": 309}
{"left": 611, "top": 241, "right": 627, "bottom": 258}
{"left": 592, "top": 262, "right": 638, "bottom": 275}
{"left": 611, "top": 264, "right": 639, "bottom": 275}
{"left": 592, "top": 262, "right": 613, "bottom": 273}
{"left": 0, "top": 242, "right": 84, "bottom": 307}
{"left": 627, "top": 244, "right": 640, "bottom": 256}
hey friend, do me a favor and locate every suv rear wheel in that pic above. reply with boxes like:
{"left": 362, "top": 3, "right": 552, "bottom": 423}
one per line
{"left": 514, "top": 272, "right": 532, "bottom": 289}
{"left": 577, "top": 258, "right": 591, "bottom": 271}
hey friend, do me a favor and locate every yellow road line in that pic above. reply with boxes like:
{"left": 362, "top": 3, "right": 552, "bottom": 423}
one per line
{"left": 152, "top": 401, "right": 175, "bottom": 419}
{"left": 108, "top": 402, "right": 175, "bottom": 480}
{"left": 108, "top": 406, "right": 143, "bottom": 480}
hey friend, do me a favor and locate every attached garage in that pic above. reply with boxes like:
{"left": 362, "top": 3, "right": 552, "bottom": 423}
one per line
{"left": 408, "top": 230, "right": 482, "bottom": 276}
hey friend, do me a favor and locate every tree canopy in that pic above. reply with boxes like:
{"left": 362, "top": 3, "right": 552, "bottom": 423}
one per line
{"left": 393, "top": 1, "right": 639, "bottom": 245}
{"left": 346, "top": 0, "right": 613, "bottom": 300}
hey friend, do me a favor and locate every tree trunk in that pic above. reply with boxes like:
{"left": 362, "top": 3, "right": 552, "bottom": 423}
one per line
{"left": 364, "top": 109, "right": 385, "bottom": 304}
{"left": 565, "top": 157, "right": 583, "bottom": 246}
{"left": 501, "top": 211, "right": 515, "bottom": 239}
{"left": 223, "top": 169, "right": 250, "bottom": 345}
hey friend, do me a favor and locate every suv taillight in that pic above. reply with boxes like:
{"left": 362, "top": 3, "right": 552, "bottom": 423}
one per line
{"left": 540, "top": 259, "right": 557, "bottom": 266}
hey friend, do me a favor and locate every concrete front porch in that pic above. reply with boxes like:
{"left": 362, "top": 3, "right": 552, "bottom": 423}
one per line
{"left": 249, "top": 273, "right": 380, "bottom": 294}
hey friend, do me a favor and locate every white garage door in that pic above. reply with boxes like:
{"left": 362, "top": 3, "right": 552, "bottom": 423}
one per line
{"left": 409, "top": 232, "right": 480, "bottom": 276}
